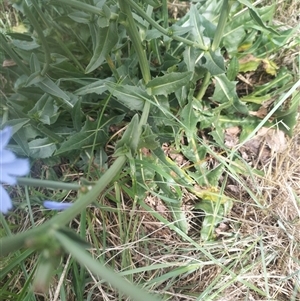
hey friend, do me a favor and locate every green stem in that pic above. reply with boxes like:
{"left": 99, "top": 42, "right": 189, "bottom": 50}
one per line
{"left": 17, "top": 178, "right": 81, "bottom": 190}
{"left": 118, "top": 0, "right": 152, "bottom": 150}
{"left": 162, "top": 0, "right": 168, "bottom": 29}
{"left": 128, "top": 0, "right": 208, "bottom": 51}
{"left": 23, "top": 2, "right": 51, "bottom": 76}
{"left": 0, "top": 155, "right": 127, "bottom": 256}
{"left": 196, "top": 71, "right": 211, "bottom": 100}
{"left": 118, "top": 0, "right": 151, "bottom": 83}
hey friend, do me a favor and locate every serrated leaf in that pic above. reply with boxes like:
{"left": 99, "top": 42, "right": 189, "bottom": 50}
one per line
{"left": 183, "top": 46, "right": 204, "bottom": 73}
{"left": 146, "top": 71, "right": 193, "bottom": 96}
{"left": 85, "top": 21, "right": 118, "bottom": 73}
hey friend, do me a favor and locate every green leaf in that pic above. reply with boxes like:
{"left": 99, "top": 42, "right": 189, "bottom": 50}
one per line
{"left": 274, "top": 91, "right": 300, "bottom": 137}
{"left": 138, "top": 124, "right": 160, "bottom": 150}
{"left": 8, "top": 120, "right": 31, "bottom": 156}
{"left": 71, "top": 98, "right": 83, "bottom": 132}
{"left": 183, "top": 46, "right": 203, "bottom": 73}
{"left": 29, "top": 53, "right": 41, "bottom": 73}
{"left": 202, "top": 49, "right": 225, "bottom": 75}
{"left": 238, "top": 0, "right": 279, "bottom": 35}
{"left": 28, "top": 138, "right": 57, "bottom": 159}
{"left": 223, "top": 27, "right": 246, "bottom": 53}
{"left": 180, "top": 99, "right": 200, "bottom": 133}
{"left": 115, "top": 114, "right": 139, "bottom": 155}
{"left": 25, "top": 71, "right": 44, "bottom": 86}
{"left": 194, "top": 200, "right": 224, "bottom": 241}
{"left": 11, "top": 38, "right": 40, "bottom": 50}
{"left": 213, "top": 74, "right": 248, "bottom": 114}
{"left": 75, "top": 78, "right": 113, "bottom": 95}
{"left": 189, "top": 4, "right": 207, "bottom": 48}
{"left": 36, "top": 77, "right": 71, "bottom": 104}
{"left": 56, "top": 115, "right": 124, "bottom": 155}
{"left": 85, "top": 21, "right": 118, "bottom": 73}
{"left": 68, "top": 11, "right": 90, "bottom": 24}
{"left": 3, "top": 118, "right": 30, "bottom": 133}
{"left": 58, "top": 227, "right": 91, "bottom": 248}
{"left": 227, "top": 56, "right": 239, "bottom": 81}
{"left": 29, "top": 94, "right": 59, "bottom": 125}
{"left": 143, "top": 0, "right": 161, "bottom": 8}
{"left": 146, "top": 71, "right": 193, "bottom": 96}
{"left": 106, "top": 82, "right": 146, "bottom": 111}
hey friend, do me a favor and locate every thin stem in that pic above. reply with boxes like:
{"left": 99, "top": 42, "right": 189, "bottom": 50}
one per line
{"left": 17, "top": 178, "right": 81, "bottom": 190}
{"left": 118, "top": 0, "right": 152, "bottom": 151}
{"left": 196, "top": 71, "right": 211, "bottom": 100}
{"left": 118, "top": 1, "right": 151, "bottom": 83}
{"left": 162, "top": 0, "right": 168, "bottom": 29}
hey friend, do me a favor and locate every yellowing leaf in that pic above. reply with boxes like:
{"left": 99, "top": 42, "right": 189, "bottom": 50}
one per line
{"left": 239, "top": 54, "right": 261, "bottom": 72}
{"left": 238, "top": 43, "right": 252, "bottom": 52}
{"left": 193, "top": 186, "right": 229, "bottom": 203}
{"left": 12, "top": 24, "right": 27, "bottom": 33}
{"left": 262, "top": 59, "right": 278, "bottom": 76}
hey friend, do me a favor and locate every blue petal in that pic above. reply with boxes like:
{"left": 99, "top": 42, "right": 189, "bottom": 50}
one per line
{"left": 0, "top": 149, "right": 16, "bottom": 164}
{"left": 43, "top": 201, "right": 73, "bottom": 211}
{"left": 0, "top": 185, "right": 12, "bottom": 214}
{"left": 0, "top": 127, "right": 12, "bottom": 150}
{"left": 0, "top": 158, "right": 30, "bottom": 184}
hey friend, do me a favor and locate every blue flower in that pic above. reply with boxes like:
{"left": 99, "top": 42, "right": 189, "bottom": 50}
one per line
{"left": 43, "top": 200, "right": 73, "bottom": 210}
{"left": 1, "top": 127, "right": 30, "bottom": 214}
